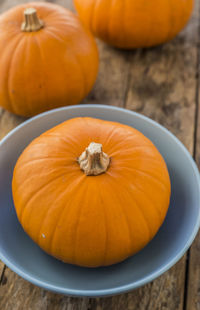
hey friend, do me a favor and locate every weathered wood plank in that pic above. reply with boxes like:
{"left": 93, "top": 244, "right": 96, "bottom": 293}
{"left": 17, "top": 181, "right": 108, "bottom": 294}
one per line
{"left": 0, "top": 267, "right": 89, "bottom": 310}
{"left": 84, "top": 44, "right": 130, "bottom": 107}
{"left": 125, "top": 11, "right": 198, "bottom": 151}
{"left": 0, "top": 109, "right": 25, "bottom": 140}
{"left": 90, "top": 1, "right": 199, "bottom": 310}
{"left": 0, "top": 263, "right": 5, "bottom": 281}
{"left": 186, "top": 12, "right": 200, "bottom": 308}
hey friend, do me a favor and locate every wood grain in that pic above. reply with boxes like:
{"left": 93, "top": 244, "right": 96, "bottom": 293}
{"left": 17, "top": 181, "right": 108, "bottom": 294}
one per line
{"left": 0, "top": 0, "right": 199, "bottom": 309}
{"left": 186, "top": 8, "right": 200, "bottom": 306}
{"left": 0, "top": 263, "right": 5, "bottom": 282}
{"left": 0, "top": 267, "right": 89, "bottom": 310}
{"left": 0, "top": 109, "right": 25, "bottom": 140}
{"left": 83, "top": 43, "right": 130, "bottom": 108}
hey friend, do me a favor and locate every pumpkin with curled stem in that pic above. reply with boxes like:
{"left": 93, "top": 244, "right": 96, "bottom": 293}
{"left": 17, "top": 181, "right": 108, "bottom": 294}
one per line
{"left": 12, "top": 117, "right": 171, "bottom": 267}
{"left": 0, "top": 2, "right": 98, "bottom": 117}
{"left": 74, "top": 0, "right": 193, "bottom": 49}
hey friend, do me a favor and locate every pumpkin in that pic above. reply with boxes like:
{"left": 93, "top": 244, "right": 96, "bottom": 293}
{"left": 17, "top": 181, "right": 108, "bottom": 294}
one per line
{"left": 0, "top": 2, "right": 98, "bottom": 117}
{"left": 74, "top": 0, "right": 193, "bottom": 49}
{"left": 12, "top": 117, "right": 171, "bottom": 267}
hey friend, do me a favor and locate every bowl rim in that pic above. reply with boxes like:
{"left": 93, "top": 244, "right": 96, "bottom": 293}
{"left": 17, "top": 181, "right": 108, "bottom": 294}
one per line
{"left": 0, "top": 104, "right": 200, "bottom": 297}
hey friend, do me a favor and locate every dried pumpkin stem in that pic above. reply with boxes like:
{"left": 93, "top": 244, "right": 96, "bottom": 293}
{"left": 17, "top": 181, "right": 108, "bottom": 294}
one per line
{"left": 78, "top": 142, "right": 110, "bottom": 176}
{"left": 21, "top": 8, "right": 44, "bottom": 32}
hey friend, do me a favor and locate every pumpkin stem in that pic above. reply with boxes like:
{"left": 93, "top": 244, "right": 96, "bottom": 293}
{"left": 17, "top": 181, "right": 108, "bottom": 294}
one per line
{"left": 78, "top": 142, "right": 110, "bottom": 176}
{"left": 21, "top": 8, "right": 44, "bottom": 32}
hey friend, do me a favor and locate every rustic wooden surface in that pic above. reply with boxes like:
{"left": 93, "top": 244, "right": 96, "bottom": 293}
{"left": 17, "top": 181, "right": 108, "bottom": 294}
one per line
{"left": 0, "top": 0, "right": 200, "bottom": 309}
{"left": 186, "top": 20, "right": 200, "bottom": 309}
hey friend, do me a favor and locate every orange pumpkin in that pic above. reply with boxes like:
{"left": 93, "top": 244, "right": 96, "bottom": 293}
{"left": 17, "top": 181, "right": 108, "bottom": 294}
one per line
{"left": 0, "top": 2, "right": 98, "bottom": 117}
{"left": 74, "top": 0, "right": 193, "bottom": 48}
{"left": 12, "top": 117, "right": 171, "bottom": 267}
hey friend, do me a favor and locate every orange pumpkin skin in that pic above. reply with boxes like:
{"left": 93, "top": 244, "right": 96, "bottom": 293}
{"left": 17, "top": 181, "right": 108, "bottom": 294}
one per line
{"left": 0, "top": 3, "right": 98, "bottom": 117}
{"left": 74, "top": 0, "right": 193, "bottom": 48}
{"left": 12, "top": 117, "right": 171, "bottom": 267}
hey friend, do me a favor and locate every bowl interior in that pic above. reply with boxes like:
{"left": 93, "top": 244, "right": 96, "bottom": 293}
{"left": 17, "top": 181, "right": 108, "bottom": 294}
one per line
{"left": 0, "top": 105, "right": 199, "bottom": 297}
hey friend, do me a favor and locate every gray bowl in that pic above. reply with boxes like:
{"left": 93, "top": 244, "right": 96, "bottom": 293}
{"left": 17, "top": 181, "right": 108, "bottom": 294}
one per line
{"left": 0, "top": 104, "right": 200, "bottom": 297}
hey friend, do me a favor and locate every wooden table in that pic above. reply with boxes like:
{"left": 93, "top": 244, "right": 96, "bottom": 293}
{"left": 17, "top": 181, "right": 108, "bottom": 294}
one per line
{"left": 0, "top": 0, "right": 200, "bottom": 309}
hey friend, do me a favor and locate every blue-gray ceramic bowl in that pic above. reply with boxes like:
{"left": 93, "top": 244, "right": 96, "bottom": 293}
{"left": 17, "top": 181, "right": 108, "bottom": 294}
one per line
{"left": 0, "top": 104, "right": 200, "bottom": 297}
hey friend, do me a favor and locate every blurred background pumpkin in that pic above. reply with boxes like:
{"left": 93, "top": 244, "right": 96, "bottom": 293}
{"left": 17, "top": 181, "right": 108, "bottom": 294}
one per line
{"left": 0, "top": 2, "right": 99, "bottom": 117}
{"left": 74, "top": 0, "right": 194, "bottom": 49}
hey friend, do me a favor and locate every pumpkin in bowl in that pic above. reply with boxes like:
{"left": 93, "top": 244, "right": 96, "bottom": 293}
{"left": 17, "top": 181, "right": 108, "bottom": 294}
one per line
{"left": 12, "top": 117, "right": 171, "bottom": 267}
{"left": 74, "top": 0, "right": 193, "bottom": 48}
{"left": 0, "top": 2, "right": 98, "bottom": 117}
